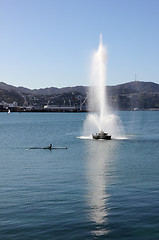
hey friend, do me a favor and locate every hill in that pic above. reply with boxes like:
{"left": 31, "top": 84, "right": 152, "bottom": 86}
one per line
{"left": 0, "top": 81, "right": 159, "bottom": 110}
{"left": 0, "top": 89, "right": 24, "bottom": 105}
{"left": 0, "top": 81, "right": 159, "bottom": 96}
{"left": 107, "top": 81, "right": 159, "bottom": 110}
{"left": 107, "top": 81, "right": 159, "bottom": 95}
{"left": 0, "top": 82, "right": 88, "bottom": 95}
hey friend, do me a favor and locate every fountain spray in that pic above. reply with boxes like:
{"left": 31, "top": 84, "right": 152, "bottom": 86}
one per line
{"left": 83, "top": 34, "right": 124, "bottom": 139}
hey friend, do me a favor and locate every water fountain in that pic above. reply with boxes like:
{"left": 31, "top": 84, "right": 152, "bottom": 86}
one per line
{"left": 83, "top": 34, "right": 123, "bottom": 139}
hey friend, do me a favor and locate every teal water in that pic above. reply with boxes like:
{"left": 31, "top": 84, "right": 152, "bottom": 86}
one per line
{"left": 0, "top": 112, "right": 159, "bottom": 240}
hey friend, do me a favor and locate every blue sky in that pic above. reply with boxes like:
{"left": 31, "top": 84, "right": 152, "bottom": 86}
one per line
{"left": 0, "top": 0, "right": 159, "bottom": 89}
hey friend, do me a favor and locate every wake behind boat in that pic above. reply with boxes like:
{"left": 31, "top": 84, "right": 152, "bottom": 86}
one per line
{"left": 92, "top": 130, "right": 111, "bottom": 140}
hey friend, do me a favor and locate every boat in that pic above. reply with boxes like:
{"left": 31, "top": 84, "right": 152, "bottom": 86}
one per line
{"left": 29, "top": 147, "right": 67, "bottom": 150}
{"left": 92, "top": 130, "right": 111, "bottom": 140}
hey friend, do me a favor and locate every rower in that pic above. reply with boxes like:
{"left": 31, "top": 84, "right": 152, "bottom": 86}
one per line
{"left": 48, "top": 144, "right": 52, "bottom": 149}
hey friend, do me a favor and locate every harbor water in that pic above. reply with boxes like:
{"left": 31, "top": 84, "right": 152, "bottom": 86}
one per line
{"left": 0, "top": 111, "right": 159, "bottom": 240}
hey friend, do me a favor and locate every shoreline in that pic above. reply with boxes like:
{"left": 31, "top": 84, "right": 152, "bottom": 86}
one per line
{"left": 1, "top": 109, "right": 159, "bottom": 113}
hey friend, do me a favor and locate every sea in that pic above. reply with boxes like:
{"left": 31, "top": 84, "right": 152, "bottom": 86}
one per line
{"left": 0, "top": 111, "right": 159, "bottom": 240}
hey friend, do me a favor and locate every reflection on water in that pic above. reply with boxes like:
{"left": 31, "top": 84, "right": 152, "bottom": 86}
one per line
{"left": 85, "top": 140, "right": 116, "bottom": 237}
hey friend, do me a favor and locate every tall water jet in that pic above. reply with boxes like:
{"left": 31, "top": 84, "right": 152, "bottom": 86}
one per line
{"left": 83, "top": 34, "right": 123, "bottom": 138}
{"left": 89, "top": 34, "right": 107, "bottom": 129}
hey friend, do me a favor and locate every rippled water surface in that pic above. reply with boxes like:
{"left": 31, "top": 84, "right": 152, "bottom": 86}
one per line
{"left": 0, "top": 111, "right": 159, "bottom": 240}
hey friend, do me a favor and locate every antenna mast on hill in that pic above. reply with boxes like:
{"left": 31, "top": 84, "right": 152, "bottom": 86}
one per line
{"left": 135, "top": 73, "right": 137, "bottom": 82}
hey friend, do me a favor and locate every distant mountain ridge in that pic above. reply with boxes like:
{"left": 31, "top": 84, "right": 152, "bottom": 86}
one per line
{"left": 1, "top": 81, "right": 159, "bottom": 110}
{"left": 0, "top": 81, "right": 159, "bottom": 95}
{"left": 0, "top": 82, "right": 88, "bottom": 95}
